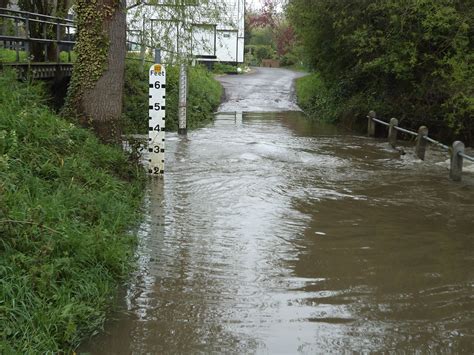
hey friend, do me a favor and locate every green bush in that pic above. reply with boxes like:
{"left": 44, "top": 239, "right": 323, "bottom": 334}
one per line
{"left": 0, "top": 71, "right": 145, "bottom": 353}
{"left": 122, "top": 60, "right": 222, "bottom": 133}
{"left": 212, "top": 62, "right": 238, "bottom": 74}
{"left": 186, "top": 65, "right": 223, "bottom": 130}
{"left": 296, "top": 73, "right": 340, "bottom": 123}
{"left": 288, "top": 0, "right": 474, "bottom": 142}
{"left": 245, "top": 45, "right": 276, "bottom": 65}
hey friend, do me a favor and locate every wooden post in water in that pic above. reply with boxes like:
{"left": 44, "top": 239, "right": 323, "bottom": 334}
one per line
{"left": 388, "top": 118, "right": 398, "bottom": 147}
{"left": 367, "top": 111, "right": 376, "bottom": 137}
{"left": 178, "top": 63, "right": 187, "bottom": 135}
{"left": 415, "top": 126, "right": 429, "bottom": 160}
{"left": 450, "top": 141, "right": 464, "bottom": 182}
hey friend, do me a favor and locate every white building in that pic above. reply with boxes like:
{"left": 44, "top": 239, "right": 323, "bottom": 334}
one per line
{"left": 127, "top": 0, "right": 245, "bottom": 64}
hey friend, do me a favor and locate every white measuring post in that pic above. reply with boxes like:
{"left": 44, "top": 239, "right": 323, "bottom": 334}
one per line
{"left": 148, "top": 63, "right": 166, "bottom": 176}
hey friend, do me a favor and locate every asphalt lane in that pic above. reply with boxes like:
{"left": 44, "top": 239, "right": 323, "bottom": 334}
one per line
{"left": 216, "top": 67, "right": 306, "bottom": 112}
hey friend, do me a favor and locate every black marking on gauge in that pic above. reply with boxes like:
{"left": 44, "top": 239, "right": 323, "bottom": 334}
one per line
{"left": 161, "top": 148, "right": 165, "bottom": 153}
{"left": 161, "top": 84, "right": 166, "bottom": 89}
{"left": 162, "top": 95, "right": 166, "bottom": 99}
{"left": 161, "top": 106, "right": 166, "bottom": 110}
{"left": 148, "top": 127, "right": 153, "bottom": 131}
{"left": 148, "top": 148, "right": 153, "bottom": 152}
{"left": 149, "top": 95, "right": 152, "bottom": 98}
{"left": 148, "top": 105, "right": 153, "bottom": 110}
{"left": 149, "top": 84, "right": 153, "bottom": 88}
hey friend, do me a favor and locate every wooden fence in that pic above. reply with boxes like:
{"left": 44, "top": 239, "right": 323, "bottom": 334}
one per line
{"left": 0, "top": 8, "right": 75, "bottom": 62}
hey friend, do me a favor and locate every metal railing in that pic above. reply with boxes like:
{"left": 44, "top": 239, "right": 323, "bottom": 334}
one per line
{"left": 0, "top": 8, "right": 75, "bottom": 63}
{"left": 367, "top": 111, "right": 473, "bottom": 182}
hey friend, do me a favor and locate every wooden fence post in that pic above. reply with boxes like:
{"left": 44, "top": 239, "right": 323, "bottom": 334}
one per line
{"left": 25, "top": 14, "right": 30, "bottom": 59}
{"left": 367, "top": 111, "right": 376, "bottom": 137}
{"left": 14, "top": 18, "right": 20, "bottom": 62}
{"left": 450, "top": 141, "right": 464, "bottom": 182}
{"left": 415, "top": 126, "right": 429, "bottom": 160}
{"left": 388, "top": 118, "right": 398, "bottom": 147}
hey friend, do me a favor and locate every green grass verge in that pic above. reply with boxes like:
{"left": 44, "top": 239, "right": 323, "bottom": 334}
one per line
{"left": 295, "top": 72, "right": 376, "bottom": 129}
{"left": 295, "top": 72, "right": 338, "bottom": 123}
{"left": 123, "top": 60, "right": 223, "bottom": 134}
{"left": 0, "top": 48, "right": 77, "bottom": 63}
{"left": 0, "top": 71, "right": 145, "bottom": 352}
{"left": 212, "top": 62, "right": 238, "bottom": 74}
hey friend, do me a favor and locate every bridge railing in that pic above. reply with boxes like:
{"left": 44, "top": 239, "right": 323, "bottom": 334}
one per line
{"left": 367, "top": 111, "right": 474, "bottom": 182}
{"left": 0, "top": 8, "right": 76, "bottom": 63}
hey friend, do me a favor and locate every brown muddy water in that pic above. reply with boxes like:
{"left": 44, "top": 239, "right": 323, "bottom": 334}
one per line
{"left": 82, "top": 111, "right": 474, "bottom": 353}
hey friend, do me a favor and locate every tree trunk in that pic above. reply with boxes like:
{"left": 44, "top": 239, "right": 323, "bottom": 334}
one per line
{"left": 82, "top": 1, "right": 126, "bottom": 143}
{"left": 65, "top": 0, "right": 127, "bottom": 144}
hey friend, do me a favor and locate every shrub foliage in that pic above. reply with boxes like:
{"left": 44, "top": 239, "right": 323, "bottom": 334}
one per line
{"left": 123, "top": 60, "right": 222, "bottom": 133}
{"left": 288, "top": 0, "right": 473, "bottom": 142}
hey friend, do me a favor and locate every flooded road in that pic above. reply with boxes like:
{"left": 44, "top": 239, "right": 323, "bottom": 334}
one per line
{"left": 82, "top": 69, "right": 474, "bottom": 353}
{"left": 83, "top": 112, "right": 474, "bottom": 353}
{"left": 218, "top": 67, "right": 305, "bottom": 112}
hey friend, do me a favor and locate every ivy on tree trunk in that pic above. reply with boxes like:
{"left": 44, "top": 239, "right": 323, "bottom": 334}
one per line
{"left": 64, "top": 0, "right": 126, "bottom": 144}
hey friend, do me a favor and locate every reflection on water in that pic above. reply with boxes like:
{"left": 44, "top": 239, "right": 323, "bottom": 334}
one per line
{"left": 82, "top": 112, "right": 474, "bottom": 353}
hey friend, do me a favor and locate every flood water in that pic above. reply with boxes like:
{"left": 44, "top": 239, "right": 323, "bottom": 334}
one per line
{"left": 83, "top": 111, "right": 474, "bottom": 353}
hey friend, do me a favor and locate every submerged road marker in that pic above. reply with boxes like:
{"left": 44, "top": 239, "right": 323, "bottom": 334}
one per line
{"left": 148, "top": 64, "right": 166, "bottom": 176}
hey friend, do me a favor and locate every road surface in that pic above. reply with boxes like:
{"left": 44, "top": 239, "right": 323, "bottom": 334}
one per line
{"left": 217, "top": 67, "right": 306, "bottom": 112}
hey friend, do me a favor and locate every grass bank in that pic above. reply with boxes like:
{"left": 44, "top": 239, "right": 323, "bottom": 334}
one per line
{"left": 295, "top": 72, "right": 377, "bottom": 131}
{"left": 123, "top": 59, "right": 223, "bottom": 134}
{"left": 0, "top": 71, "right": 145, "bottom": 352}
{"left": 295, "top": 73, "right": 338, "bottom": 122}
{"left": 0, "top": 48, "right": 77, "bottom": 63}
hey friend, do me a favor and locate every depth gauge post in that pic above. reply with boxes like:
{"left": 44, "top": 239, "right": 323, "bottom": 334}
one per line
{"left": 148, "top": 63, "right": 166, "bottom": 176}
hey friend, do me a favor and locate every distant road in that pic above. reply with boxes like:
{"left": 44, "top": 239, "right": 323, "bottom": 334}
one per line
{"left": 216, "top": 67, "right": 307, "bottom": 112}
